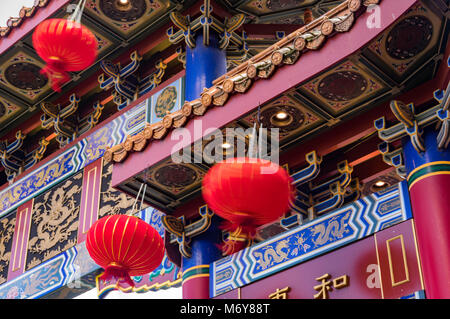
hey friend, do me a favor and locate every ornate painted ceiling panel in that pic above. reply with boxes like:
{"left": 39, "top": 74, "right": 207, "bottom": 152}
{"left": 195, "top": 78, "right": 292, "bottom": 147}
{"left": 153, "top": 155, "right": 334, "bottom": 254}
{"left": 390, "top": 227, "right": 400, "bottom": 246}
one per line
{"left": 0, "top": 50, "right": 51, "bottom": 103}
{"left": 297, "top": 58, "right": 389, "bottom": 116}
{"left": 240, "top": 94, "right": 326, "bottom": 143}
{"left": 0, "top": 97, "right": 22, "bottom": 128}
{"left": 362, "top": 2, "right": 445, "bottom": 83}
{"left": 138, "top": 160, "right": 207, "bottom": 198}
{"left": 236, "top": 0, "right": 346, "bottom": 24}
{"left": 84, "top": 0, "right": 173, "bottom": 38}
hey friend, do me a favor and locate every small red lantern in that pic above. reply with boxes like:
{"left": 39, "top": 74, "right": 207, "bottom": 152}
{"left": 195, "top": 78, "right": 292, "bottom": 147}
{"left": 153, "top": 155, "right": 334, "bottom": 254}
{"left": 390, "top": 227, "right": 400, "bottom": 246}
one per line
{"left": 86, "top": 214, "right": 165, "bottom": 290}
{"left": 202, "top": 157, "right": 294, "bottom": 255}
{"left": 32, "top": 18, "right": 97, "bottom": 92}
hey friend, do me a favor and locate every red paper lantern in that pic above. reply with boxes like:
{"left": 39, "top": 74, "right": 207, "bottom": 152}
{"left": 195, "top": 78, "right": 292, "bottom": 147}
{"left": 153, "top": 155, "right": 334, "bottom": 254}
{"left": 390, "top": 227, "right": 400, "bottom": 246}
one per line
{"left": 202, "top": 158, "right": 294, "bottom": 255}
{"left": 86, "top": 214, "right": 165, "bottom": 289}
{"left": 32, "top": 18, "right": 98, "bottom": 92}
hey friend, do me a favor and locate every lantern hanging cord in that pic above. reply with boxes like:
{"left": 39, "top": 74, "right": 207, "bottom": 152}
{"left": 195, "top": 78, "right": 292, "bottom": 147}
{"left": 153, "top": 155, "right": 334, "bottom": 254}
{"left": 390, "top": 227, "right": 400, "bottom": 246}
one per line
{"left": 140, "top": 184, "right": 147, "bottom": 211}
{"left": 248, "top": 104, "right": 263, "bottom": 159}
{"left": 68, "top": 0, "right": 87, "bottom": 24}
{"left": 130, "top": 183, "right": 147, "bottom": 216}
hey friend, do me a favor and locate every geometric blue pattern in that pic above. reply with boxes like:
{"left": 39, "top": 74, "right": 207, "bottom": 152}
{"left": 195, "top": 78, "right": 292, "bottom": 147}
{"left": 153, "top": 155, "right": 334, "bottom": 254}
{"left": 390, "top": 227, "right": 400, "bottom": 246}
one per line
{"left": 210, "top": 181, "right": 413, "bottom": 297}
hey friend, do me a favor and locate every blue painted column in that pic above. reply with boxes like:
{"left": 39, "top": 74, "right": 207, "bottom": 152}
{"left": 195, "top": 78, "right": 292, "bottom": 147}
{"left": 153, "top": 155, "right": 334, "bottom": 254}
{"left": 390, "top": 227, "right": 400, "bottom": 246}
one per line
{"left": 402, "top": 127, "right": 450, "bottom": 299}
{"left": 181, "top": 215, "right": 223, "bottom": 299}
{"left": 184, "top": 33, "right": 227, "bottom": 101}
{"left": 182, "top": 32, "right": 227, "bottom": 299}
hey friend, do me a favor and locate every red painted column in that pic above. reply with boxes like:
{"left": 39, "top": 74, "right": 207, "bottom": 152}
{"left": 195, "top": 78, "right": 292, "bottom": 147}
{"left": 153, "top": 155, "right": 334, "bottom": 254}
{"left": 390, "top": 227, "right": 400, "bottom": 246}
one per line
{"left": 403, "top": 128, "right": 450, "bottom": 298}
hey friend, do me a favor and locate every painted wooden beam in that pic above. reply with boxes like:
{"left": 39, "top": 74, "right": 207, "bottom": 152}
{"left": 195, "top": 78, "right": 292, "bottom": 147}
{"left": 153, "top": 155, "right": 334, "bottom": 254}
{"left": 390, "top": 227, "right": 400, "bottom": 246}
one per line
{"left": 110, "top": 0, "right": 420, "bottom": 189}
{"left": 0, "top": 70, "right": 185, "bottom": 193}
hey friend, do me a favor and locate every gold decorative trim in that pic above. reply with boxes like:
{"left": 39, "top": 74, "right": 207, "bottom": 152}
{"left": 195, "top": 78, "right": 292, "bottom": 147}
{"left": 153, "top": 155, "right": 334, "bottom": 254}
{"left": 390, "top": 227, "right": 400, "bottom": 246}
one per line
{"left": 386, "top": 235, "right": 410, "bottom": 287}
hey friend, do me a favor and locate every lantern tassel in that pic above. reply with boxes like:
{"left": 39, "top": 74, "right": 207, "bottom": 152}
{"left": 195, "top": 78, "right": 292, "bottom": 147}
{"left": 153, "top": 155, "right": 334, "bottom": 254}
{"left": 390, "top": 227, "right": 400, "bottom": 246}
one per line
{"left": 100, "top": 263, "right": 135, "bottom": 288}
{"left": 40, "top": 58, "right": 71, "bottom": 92}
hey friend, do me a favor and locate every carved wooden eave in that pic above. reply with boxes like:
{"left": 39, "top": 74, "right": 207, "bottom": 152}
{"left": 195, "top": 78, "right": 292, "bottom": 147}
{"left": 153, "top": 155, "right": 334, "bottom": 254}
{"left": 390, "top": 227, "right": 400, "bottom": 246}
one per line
{"left": 104, "top": 0, "right": 381, "bottom": 164}
{"left": 0, "top": 0, "right": 50, "bottom": 38}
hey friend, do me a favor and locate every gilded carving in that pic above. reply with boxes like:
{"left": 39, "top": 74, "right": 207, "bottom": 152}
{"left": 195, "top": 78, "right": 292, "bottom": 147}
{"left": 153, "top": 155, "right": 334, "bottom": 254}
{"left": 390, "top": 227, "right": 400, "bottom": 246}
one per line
{"left": 254, "top": 240, "right": 290, "bottom": 270}
{"left": 99, "top": 163, "right": 138, "bottom": 217}
{"left": 0, "top": 213, "right": 15, "bottom": 284}
{"left": 84, "top": 123, "right": 115, "bottom": 163}
{"left": 26, "top": 172, "right": 83, "bottom": 270}
{"left": 310, "top": 212, "right": 350, "bottom": 247}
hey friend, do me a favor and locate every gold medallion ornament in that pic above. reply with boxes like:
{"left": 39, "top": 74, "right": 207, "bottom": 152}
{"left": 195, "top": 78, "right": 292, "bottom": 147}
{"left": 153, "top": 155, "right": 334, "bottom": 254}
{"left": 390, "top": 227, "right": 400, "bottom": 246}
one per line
{"left": 155, "top": 86, "right": 177, "bottom": 118}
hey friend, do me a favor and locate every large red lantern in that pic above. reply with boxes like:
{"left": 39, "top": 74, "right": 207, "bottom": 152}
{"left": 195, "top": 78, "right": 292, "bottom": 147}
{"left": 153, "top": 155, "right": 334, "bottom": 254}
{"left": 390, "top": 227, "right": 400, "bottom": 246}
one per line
{"left": 202, "top": 157, "right": 294, "bottom": 255}
{"left": 86, "top": 214, "right": 165, "bottom": 290}
{"left": 32, "top": 18, "right": 98, "bottom": 92}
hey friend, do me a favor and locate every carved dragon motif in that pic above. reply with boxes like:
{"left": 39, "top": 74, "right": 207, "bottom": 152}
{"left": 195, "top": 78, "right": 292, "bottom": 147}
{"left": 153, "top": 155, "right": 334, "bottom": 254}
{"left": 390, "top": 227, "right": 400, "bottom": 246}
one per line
{"left": 254, "top": 239, "right": 290, "bottom": 270}
{"left": 99, "top": 164, "right": 137, "bottom": 217}
{"left": 310, "top": 211, "right": 350, "bottom": 247}
{"left": 0, "top": 216, "right": 15, "bottom": 283}
{"left": 27, "top": 173, "right": 82, "bottom": 268}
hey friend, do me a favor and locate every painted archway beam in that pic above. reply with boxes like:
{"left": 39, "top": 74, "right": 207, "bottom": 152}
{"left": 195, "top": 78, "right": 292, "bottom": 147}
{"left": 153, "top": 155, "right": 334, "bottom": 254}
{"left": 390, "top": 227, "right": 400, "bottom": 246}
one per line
{"left": 378, "top": 141, "right": 406, "bottom": 178}
{"left": 375, "top": 80, "right": 450, "bottom": 153}
{"left": 0, "top": 130, "right": 49, "bottom": 183}
{"left": 110, "top": 0, "right": 418, "bottom": 188}
{"left": 40, "top": 93, "right": 105, "bottom": 148}
{"left": 98, "top": 51, "right": 167, "bottom": 110}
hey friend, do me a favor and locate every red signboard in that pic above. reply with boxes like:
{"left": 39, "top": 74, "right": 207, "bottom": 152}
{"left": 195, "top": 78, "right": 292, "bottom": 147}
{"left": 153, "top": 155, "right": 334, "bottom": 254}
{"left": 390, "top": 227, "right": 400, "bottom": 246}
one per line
{"left": 215, "top": 220, "right": 424, "bottom": 299}
{"left": 374, "top": 220, "right": 424, "bottom": 299}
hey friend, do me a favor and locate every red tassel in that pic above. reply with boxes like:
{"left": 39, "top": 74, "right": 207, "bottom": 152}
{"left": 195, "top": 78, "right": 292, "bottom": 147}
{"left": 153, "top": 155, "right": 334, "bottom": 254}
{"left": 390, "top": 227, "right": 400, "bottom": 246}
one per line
{"left": 40, "top": 68, "right": 70, "bottom": 92}
{"left": 40, "top": 63, "right": 70, "bottom": 93}
{"left": 100, "top": 263, "right": 135, "bottom": 288}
